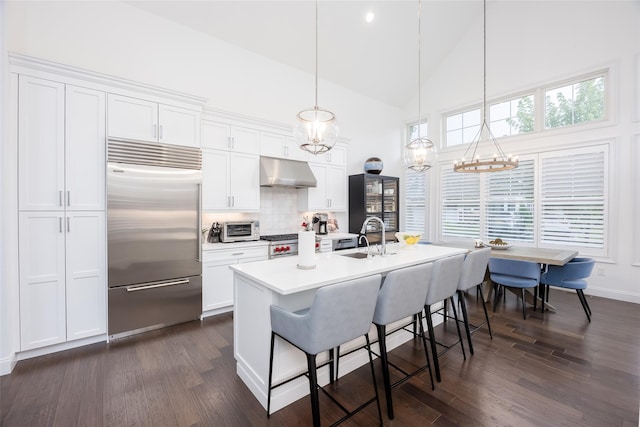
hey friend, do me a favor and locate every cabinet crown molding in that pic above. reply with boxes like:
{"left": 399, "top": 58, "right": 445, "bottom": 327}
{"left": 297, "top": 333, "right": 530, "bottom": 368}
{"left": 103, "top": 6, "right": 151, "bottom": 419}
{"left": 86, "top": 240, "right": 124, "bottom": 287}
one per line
{"left": 9, "top": 52, "right": 207, "bottom": 108}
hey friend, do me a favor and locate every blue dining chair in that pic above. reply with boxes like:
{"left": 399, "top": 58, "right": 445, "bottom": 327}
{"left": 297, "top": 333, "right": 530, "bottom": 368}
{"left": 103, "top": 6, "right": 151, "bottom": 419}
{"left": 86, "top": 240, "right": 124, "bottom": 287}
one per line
{"left": 540, "top": 257, "right": 595, "bottom": 322}
{"left": 488, "top": 258, "right": 541, "bottom": 319}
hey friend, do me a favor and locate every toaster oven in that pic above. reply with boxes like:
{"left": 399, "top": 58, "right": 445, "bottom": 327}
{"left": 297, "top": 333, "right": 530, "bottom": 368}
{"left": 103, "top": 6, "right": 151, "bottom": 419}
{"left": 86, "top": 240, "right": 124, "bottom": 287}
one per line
{"left": 220, "top": 221, "right": 260, "bottom": 242}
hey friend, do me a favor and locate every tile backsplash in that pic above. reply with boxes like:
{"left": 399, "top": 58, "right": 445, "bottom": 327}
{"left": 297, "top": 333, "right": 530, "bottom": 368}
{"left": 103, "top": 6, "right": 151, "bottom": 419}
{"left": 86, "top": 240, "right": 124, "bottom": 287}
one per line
{"left": 202, "top": 187, "right": 347, "bottom": 236}
{"left": 202, "top": 187, "right": 303, "bottom": 235}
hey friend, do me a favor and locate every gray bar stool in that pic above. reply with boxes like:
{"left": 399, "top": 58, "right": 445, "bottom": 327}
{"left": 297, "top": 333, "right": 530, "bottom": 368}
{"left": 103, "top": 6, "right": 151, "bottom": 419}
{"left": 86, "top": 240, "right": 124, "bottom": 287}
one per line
{"left": 267, "top": 274, "right": 383, "bottom": 427}
{"left": 423, "top": 254, "right": 466, "bottom": 382}
{"left": 456, "top": 247, "right": 493, "bottom": 354}
{"left": 372, "top": 262, "right": 434, "bottom": 420}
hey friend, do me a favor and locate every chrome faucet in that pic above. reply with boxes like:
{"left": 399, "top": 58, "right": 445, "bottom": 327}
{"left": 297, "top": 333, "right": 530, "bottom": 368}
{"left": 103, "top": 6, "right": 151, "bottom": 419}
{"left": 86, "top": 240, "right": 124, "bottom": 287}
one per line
{"left": 360, "top": 217, "right": 386, "bottom": 256}
{"left": 358, "top": 234, "right": 372, "bottom": 258}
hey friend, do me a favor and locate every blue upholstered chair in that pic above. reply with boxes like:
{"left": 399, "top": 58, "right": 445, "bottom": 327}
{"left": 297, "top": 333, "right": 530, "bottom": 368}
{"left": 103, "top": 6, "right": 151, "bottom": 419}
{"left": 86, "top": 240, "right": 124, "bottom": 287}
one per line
{"left": 267, "top": 275, "right": 383, "bottom": 427}
{"left": 540, "top": 257, "right": 595, "bottom": 322}
{"left": 488, "top": 258, "right": 541, "bottom": 319}
{"left": 372, "top": 263, "right": 434, "bottom": 419}
{"left": 423, "top": 254, "right": 466, "bottom": 382}
{"left": 456, "top": 247, "right": 493, "bottom": 354}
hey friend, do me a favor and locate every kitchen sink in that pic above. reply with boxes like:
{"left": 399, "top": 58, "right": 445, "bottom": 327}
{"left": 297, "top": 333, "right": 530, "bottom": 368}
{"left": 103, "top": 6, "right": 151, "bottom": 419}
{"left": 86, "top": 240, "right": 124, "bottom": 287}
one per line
{"left": 340, "top": 252, "right": 372, "bottom": 259}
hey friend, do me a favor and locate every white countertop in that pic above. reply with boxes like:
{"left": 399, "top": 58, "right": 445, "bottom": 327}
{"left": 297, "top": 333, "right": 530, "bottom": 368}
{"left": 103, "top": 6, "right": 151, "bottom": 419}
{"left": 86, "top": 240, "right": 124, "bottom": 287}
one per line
{"left": 230, "top": 243, "right": 467, "bottom": 295}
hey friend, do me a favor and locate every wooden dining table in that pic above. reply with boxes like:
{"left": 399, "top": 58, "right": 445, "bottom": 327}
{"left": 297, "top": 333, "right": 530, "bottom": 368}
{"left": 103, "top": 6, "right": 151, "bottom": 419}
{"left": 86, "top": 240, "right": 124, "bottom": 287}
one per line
{"left": 432, "top": 242, "right": 579, "bottom": 311}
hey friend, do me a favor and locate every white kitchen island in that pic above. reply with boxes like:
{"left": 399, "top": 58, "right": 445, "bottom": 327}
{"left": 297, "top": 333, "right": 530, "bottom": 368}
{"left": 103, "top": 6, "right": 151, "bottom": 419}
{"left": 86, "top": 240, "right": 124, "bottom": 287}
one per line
{"left": 230, "top": 243, "right": 467, "bottom": 413}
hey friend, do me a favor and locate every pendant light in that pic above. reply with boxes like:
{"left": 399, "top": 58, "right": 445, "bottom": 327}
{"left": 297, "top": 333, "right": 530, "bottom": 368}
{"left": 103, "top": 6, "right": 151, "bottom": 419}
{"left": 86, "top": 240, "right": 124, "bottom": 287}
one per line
{"left": 453, "top": 0, "right": 517, "bottom": 173}
{"left": 403, "top": 0, "right": 436, "bottom": 172}
{"left": 294, "top": 0, "right": 339, "bottom": 155}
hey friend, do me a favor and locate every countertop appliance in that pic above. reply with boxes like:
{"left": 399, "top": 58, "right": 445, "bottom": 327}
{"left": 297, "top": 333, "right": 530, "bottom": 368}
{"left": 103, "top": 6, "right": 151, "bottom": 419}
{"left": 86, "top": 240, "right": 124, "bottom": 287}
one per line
{"left": 221, "top": 221, "right": 260, "bottom": 242}
{"left": 107, "top": 139, "right": 202, "bottom": 337}
{"left": 313, "top": 212, "right": 329, "bottom": 235}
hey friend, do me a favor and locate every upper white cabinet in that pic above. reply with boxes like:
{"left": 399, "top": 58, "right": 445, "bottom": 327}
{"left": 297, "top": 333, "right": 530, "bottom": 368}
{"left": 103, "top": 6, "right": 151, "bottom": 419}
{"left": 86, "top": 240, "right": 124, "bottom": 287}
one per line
{"left": 202, "top": 121, "right": 259, "bottom": 154}
{"left": 298, "top": 143, "right": 348, "bottom": 212}
{"left": 309, "top": 143, "right": 347, "bottom": 166}
{"left": 65, "top": 86, "right": 107, "bottom": 211}
{"left": 18, "top": 77, "right": 106, "bottom": 211}
{"left": 202, "top": 150, "right": 260, "bottom": 211}
{"left": 18, "top": 76, "right": 65, "bottom": 211}
{"left": 260, "top": 132, "right": 308, "bottom": 162}
{"left": 107, "top": 94, "right": 201, "bottom": 147}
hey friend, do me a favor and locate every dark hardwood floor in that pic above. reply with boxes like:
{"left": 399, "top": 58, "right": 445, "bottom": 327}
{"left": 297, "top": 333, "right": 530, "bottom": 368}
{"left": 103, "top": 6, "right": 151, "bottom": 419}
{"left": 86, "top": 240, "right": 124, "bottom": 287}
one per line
{"left": 2, "top": 289, "right": 639, "bottom": 426}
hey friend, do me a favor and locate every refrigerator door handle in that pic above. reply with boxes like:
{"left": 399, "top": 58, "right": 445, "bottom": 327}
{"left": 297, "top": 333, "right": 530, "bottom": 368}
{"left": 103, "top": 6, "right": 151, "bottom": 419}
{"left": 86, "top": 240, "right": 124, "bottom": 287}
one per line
{"left": 126, "top": 279, "right": 189, "bottom": 292}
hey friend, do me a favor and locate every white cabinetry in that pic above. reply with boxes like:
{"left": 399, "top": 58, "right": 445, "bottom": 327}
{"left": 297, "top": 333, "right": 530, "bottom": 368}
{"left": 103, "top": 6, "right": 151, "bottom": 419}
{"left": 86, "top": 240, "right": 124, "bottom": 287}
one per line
{"left": 107, "top": 94, "right": 201, "bottom": 147}
{"left": 299, "top": 143, "right": 347, "bottom": 212}
{"left": 17, "top": 75, "right": 107, "bottom": 351}
{"left": 202, "top": 121, "right": 259, "bottom": 154}
{"left": 202, "top": 245, "right": 268, "bottom": 315}
{"left": 202, "top": 120, "right": 260, "bottom": 211}
{"left": 260, "top": 132, "right": 308, "bottom": 162}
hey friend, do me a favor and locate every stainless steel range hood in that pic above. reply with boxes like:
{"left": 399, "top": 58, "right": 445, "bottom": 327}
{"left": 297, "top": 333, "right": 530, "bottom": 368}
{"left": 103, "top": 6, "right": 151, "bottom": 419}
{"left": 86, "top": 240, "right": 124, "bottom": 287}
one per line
{"left": 260, "top": 156, "right": 317, "bottom": 188}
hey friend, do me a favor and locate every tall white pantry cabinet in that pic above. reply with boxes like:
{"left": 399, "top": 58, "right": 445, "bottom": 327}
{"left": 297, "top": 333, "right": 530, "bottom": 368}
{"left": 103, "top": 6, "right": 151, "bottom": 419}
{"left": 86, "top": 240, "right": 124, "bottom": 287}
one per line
{"left": 16, "top": 75, "right": 107, "bottom": 351}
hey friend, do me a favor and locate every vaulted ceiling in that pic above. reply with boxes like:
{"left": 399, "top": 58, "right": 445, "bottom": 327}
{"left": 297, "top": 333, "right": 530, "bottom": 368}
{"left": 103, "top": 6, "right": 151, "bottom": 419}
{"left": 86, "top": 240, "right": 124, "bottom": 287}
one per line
{"left": 127, "top": 0, "right": 482, "bottom": 108}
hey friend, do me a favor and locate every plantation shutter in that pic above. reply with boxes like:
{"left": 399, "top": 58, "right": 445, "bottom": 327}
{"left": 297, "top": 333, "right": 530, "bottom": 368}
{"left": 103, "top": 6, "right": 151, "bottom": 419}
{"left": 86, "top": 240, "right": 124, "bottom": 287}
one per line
{"left": 540, "top": 147, "right": 606, "bottom": 247}
{"left": 485, "top": 159, "right": 535, "bottom": 242}
{"left": 441, "top": 168, "right": 480, "bottom": 238}
{"left": 405, "top": 170, "right": 426, "bottom": 233}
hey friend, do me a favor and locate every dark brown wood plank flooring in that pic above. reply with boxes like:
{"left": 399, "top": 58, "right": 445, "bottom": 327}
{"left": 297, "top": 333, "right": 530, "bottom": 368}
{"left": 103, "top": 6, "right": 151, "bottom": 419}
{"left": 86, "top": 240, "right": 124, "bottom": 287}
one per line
{"left": 2, "top": 290, "right": 639, "bottom": 426}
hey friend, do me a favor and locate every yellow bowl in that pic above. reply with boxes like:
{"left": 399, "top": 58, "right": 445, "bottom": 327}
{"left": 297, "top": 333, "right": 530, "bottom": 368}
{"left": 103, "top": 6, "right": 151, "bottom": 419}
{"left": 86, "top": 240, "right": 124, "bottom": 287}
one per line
{"left": 395, "top": 232, "right": 422, "bottom": 246}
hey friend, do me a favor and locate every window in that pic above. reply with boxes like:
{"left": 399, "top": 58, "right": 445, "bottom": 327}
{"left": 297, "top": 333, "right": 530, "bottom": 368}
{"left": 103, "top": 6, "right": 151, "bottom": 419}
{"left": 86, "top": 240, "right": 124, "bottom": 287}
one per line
{"left": 404, "top": 121, "right": 428, "bottom": 234}
{"left": 489, "top": 95, "right": 535, "bottom": 137}
{"left": 441, "top": 169, "right": 480, "bottom": 238}
{"left": 445, "top": 108, "right": 481, "bottom": 147}
{"left": 544, "top": 75, "right": 605, "bottom": 129}
{"left": 485, "top": 159, "right": 535, "bottom": 242}
{"left": 540, "top": 148, "right": 606, "bottom": 248}
{"left": 438, "top": 146, "right": 607, "bottom": 253}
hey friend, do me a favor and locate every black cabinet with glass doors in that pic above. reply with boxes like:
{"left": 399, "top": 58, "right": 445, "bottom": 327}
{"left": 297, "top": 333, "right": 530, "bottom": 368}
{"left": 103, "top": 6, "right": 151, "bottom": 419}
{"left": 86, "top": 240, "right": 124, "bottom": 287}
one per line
{"left": 348, "top": 174, "right": 399, "bottom": 246}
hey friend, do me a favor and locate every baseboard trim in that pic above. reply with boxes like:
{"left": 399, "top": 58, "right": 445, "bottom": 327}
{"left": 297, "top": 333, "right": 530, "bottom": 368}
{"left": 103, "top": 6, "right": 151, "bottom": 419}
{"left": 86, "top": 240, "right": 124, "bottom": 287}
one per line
{"left": 585, "top": 287, "right": 640, "bottom": 304}
{"left": 0, "top": 353, "right": 18, "bottom": 376}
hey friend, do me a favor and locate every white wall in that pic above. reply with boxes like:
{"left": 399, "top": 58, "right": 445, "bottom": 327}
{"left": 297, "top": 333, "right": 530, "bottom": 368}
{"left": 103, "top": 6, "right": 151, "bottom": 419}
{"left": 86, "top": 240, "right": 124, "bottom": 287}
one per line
{"left": 406, "top": 0, "right": 640, "bottom": 302}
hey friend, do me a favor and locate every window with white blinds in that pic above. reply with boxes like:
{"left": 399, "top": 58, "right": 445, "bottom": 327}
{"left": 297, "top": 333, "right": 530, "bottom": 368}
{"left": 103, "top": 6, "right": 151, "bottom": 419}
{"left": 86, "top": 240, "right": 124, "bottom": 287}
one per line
{"left": 404, "top": 120, "right": 428, "bottom": 234}
{"left": 540, "top": 148, "right": 606, "bottom": 248}
{"left": 405, "top": 170, "right": 426, "bottom": 233}
{"left": 441, "top": 169, "right": 480, "bottom": 238}
{"left": 485, "top": 159, "right": 535, "bottom": 242}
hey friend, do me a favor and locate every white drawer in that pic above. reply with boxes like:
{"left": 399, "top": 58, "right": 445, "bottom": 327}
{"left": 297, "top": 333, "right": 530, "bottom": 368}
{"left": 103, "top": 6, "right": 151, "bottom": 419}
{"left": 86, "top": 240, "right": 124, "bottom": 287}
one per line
{"left": 203, "top": 246, "right": 267, "bottom": 263}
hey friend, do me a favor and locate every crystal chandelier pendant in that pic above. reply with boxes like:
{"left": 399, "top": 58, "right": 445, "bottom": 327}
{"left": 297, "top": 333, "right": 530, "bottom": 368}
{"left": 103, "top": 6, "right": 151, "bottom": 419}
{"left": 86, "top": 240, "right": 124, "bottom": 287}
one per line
{"left": 404, "top": 136, "right": 436, "bottom": 172}
{"left": 295, "top": 106, "right": 339, "bottom": 155}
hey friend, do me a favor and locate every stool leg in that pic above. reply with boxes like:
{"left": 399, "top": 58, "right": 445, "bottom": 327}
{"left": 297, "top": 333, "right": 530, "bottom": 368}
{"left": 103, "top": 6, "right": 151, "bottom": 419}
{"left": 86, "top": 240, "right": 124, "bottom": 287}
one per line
{"left": 457, "top": 290, "right": 474, "bottom": 355}
{"left": 334, "top": 345, "right": 341, "bottom": 381}
{"left": 267, "top": 332, "right": 275, "bottom": 417}
{"left": 364, "top": 333, "right": 383, "bottom": 426}
{"left": 329, "top": 348, "right": 335, "bottom": 384}
{"left": 449, "top": 296, "right": 466, "bottom": 360}
{"left": 424, "top": 305, "right": 441, "bottom": 382}
{"left": 477, "top": 285, "right": 493, "bottom": 339}
{"left": 305, "top": 353, "right": 321, "bottom": 427}
{"left": 417, "top": 313, "right": 435, "bottom": 390}
{"left": 521, "top": 288, "right": 527, "bottom": 320}
{"left": 375, "top": 324, "right": 394, "bottom": 419}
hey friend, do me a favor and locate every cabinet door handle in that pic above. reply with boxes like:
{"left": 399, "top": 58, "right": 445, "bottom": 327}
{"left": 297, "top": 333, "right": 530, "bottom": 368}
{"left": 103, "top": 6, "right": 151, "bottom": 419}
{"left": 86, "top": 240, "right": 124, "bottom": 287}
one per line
{"left": 153, "top": 124, "right": 157, "bottom": 139}
{"left": 159, "top": 125, "right": 164, "bottom": 140}
{"left": 231, "top": 136, "right": 235, "bottom": 149}
{"left": 59, "top": 217, "right": 63, "bottom": 233}
{"left": 67, "top": 217, "right": 70, "bottom": 232}
{"left": 67, "top": 190, "right": 71, "bottom": 207}
{"left": 232, "top": 252, "right": 244, "bottom": 256}
{"left": 58, "top": 190, "right": 63, "bottom": 206}
{"left": 231, "top": 196, "right": 235, "bottom": 207}
{"left": 284, "top": 145, "right": 288, "bottom": 157}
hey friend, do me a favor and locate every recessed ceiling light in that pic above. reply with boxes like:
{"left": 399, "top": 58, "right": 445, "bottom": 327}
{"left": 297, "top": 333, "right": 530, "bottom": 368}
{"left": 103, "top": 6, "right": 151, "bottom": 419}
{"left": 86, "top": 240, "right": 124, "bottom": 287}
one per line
{"left": 365, "top": 11, "right": 375, "bottom": 23}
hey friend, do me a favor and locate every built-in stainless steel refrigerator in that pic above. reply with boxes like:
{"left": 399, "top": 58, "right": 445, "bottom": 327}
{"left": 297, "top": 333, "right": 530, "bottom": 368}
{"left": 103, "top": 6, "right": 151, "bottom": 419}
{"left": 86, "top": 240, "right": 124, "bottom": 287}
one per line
{"left": 107, "top": 139, "right": 202, "bottom": 336}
